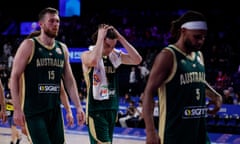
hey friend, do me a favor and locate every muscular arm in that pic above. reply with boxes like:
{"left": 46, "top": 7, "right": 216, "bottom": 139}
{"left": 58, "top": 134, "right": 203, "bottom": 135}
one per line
{"left": 142, "top": 49, "right": 173, "bottom": 143}
{"left": 61, "top": 44, "right": 85, "bottom": 125}
{"left": 81, "top": 45, "right": 103, "bottom": 68}
{"left": 199, "top": 51, "right": 222, "bottom": 115}
{"left": 10, "top": 39, "right": 33, "bottom": 126}
{"left": 205, "top": 82, "right": 222, "bottom": 115}
{"left": 60, "top": 80, "right": 74, "bottom": 126}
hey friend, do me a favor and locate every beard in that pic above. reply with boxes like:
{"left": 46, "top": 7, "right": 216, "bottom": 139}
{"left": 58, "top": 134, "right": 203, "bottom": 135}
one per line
{"left": 184, "top": 38, "right": 201, "bottom": 53}
{"left": 44, "top": 28, "right": 58, "bottom": 38}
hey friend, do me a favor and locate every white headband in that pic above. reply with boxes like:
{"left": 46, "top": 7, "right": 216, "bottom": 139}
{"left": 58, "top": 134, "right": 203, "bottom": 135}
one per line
{"left": 181, "top": 21, "right": 207, "bottom": 30}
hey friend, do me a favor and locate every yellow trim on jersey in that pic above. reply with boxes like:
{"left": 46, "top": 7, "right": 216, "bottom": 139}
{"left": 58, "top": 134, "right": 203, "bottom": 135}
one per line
{"left": 20, "top": 74, "right": 25, "bottom": 110}
{"left": 168, "top": 44, "right": 196, "bottom": 61}
{"left": 158, "top": 85, "right": 166, "bottom": 144}
{"left": 35, "top": 37, "right": 56, "bottom": 50}
{"left": 23, "top": 121, "right": 33, "bottom": 143}
{"left": 88, "top": 116, "right": 110, "bottom": 144}
{"left": 28, "top": 39, "right": 35, "bottom": 64}
{"left": 83, "top": 68, "right": 92, "bottom": 124}
{"left": 164, "top": 47, "right": 177, "bottom": 83}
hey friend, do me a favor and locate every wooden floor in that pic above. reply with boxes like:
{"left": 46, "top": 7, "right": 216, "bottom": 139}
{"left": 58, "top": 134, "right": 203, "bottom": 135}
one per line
{"left": 0, "top": 127, "right": 145, "bottom": 144}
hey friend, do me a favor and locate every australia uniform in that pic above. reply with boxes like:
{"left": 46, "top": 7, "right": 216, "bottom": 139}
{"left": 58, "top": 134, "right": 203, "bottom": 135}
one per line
{"left": 22, "top": 38, "right": 65, "bottom": 144}
{"left": 84, "top": 49, "right": 121, "bottom": 144}
{"left": 158, "top": 45, "right": 210, "bottom": 144}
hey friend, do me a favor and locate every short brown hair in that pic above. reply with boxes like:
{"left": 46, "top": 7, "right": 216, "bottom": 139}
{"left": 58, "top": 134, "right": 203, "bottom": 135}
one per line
{"left": 91, "top": 24, "right": 118, "bottom": 44}
{"left": 38, "top": 7, "right": 59, "bottom": 20}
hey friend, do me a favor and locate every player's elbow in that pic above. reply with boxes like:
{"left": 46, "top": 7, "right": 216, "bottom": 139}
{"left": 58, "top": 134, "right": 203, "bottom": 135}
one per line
{"left": 136, "top": 56, "right": 143, "bottom": 65}
{"left": 132, "top": 56, "right": 142, "bottom": 65}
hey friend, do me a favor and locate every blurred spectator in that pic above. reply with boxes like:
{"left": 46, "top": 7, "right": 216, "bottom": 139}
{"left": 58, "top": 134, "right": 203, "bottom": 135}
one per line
{"left": 128, "top": 66, "right": 139, "bottom": 96}
{"left": 7, "top": 54, "right": 14, "bottom": 71}
{"left": 126, "top": 99, "right": 144, "bottom": 128}
{"left": 153, "top": 100, "right": 159, "bottom": 129}
{"left": 214, "top": 70, "right": 230, "bottom": 92}
{"left": 135, "top": 100, "right": 143, "bottom": 119}
{"left": 138, "top": 62, "right": 150, "bottom": 93}
{"left": 120, "top": 92, "right": 132, "bottom": 105}
{"left": 233, "top": 91, "right": 240, "bottom": 105}
{"left": 3, "top": 41, "right": 12, "bottom": 56}
{"left": 138, "top": 62, "right": 150, "bottom": 83}
{"left": 119, "top": 100, "right": 137, "bottom": 128}
{"left": 223, "top": 89, "right": 234, "bottom": 104}
{"left": 79, "top": 77, "right": 87, "bottom": 101}
{"left": 232, "top": 65, "right": 240, "bottom": 92}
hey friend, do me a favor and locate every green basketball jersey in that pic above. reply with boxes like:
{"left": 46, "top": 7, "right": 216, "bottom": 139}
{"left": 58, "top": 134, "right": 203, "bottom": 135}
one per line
{"left": 22, "top": 38, "right": 65, "bottom": 116}
{"left": 158, "top": 45, "right": 209, "bottom": 144}
{"left": 85, "top": 56, "right": 119, "bottom": 112}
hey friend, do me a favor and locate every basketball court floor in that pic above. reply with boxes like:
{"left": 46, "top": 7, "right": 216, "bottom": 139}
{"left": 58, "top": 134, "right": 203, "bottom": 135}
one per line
{"left": 2, "top": 125, "right": 240, "bottom": 144}
{"left": 2, "top": 106, "right": 240, "bottom": 143}
{"left": 0, "top": 126, "right": 145, "bottom": 144}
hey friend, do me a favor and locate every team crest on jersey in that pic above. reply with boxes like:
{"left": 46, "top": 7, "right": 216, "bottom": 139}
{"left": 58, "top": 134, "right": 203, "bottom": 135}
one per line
{"left": 56, "top": 47, "right": 62, "bottom": 55}
{"left": 39, "top": 47, "right": 43, "bottom": 51}
{"left": 181, "top": 59, "right": 186, "bottom": 65}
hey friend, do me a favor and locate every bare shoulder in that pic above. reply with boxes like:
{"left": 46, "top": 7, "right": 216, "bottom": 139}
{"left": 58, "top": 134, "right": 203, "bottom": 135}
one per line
{"left": 20, "top": 38, "right": 34, "bottom": 48}
{"left": 81, "top": 50, "right": 91, "bottom": 58}
{"left": 16, "top": 39, "right": 34, "bottom": 54}
{"left": 161, "top": 48, "right": 174, "bottom": 55}
{"left": 155, "top": 48, "right": 173, "bottom": 62}
{"left": 150, "top": 48, "right": 174, "bottom": 76}
{"left": 13, "top": 39, "right": 35, "bottom": 66}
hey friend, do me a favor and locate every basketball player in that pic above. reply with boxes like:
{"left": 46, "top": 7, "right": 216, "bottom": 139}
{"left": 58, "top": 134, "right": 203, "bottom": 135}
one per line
{"left": 81, "top": 24, "right": 142, "bottom": 144}
{"left": 10, "top": 7, "right": 85, "bottom": 144}
{"left": 142, "top": 11, "right": 222, "bottom": 144}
